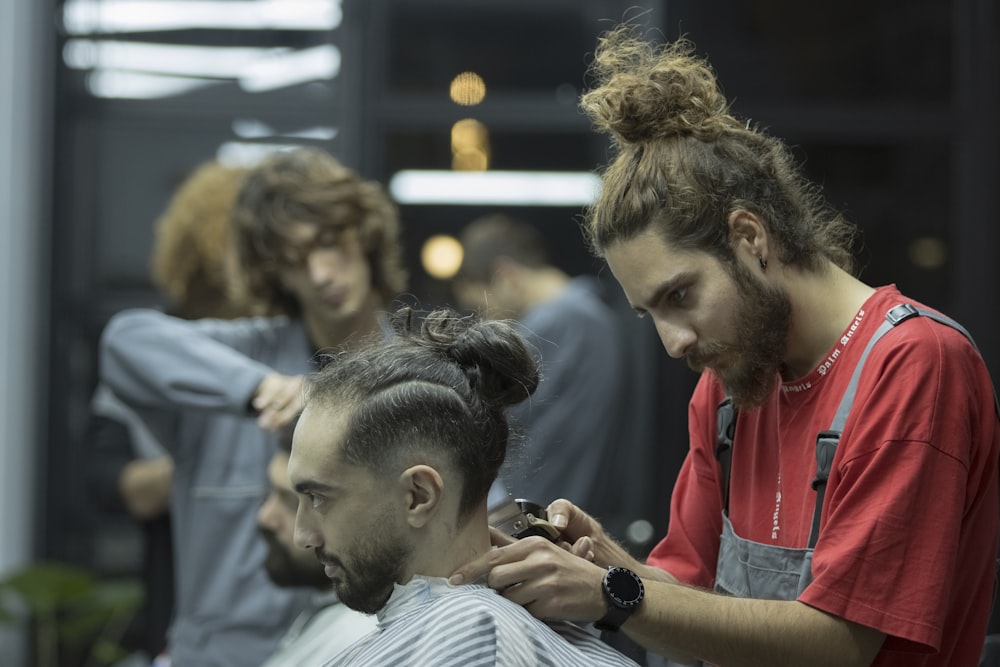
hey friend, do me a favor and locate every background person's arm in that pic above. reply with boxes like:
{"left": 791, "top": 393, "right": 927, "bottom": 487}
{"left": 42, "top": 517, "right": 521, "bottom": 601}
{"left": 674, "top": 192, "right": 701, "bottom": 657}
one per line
{"left": 100, "top": 309, "right": 275, "bottom": 413}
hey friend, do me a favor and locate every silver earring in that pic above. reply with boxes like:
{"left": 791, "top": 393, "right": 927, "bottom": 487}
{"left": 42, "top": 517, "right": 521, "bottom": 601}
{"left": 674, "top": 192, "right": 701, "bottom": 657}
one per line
{"left": 758, "top": 255, "right": 767, "bottom": 271}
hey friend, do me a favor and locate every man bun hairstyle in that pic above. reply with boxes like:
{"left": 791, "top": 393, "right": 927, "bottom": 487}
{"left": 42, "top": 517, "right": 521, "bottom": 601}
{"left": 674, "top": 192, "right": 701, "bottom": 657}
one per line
{"left": 581, "top": 26, "right": 857, "bottom": 275}
{"left": 307, "top": 306, "right": 539, "bottom": 518}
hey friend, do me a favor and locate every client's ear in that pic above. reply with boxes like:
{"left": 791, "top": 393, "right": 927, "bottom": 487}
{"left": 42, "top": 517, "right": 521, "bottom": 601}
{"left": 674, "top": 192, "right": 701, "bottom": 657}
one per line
{"left": 399, "top": 465, "right": 444, "bottom": 528}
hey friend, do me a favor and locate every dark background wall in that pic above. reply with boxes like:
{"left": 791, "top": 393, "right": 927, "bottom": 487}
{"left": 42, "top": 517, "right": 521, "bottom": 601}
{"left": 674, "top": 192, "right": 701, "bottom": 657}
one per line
{"left": 37, "top": 0, "right": 999, "bottom": 614}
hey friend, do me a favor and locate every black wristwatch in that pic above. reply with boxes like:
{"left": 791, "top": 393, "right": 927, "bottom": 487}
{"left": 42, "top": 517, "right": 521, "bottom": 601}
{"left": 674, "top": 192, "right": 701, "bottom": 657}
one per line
{"left": 594, "top": 566, "right": 644, "bottom": 632}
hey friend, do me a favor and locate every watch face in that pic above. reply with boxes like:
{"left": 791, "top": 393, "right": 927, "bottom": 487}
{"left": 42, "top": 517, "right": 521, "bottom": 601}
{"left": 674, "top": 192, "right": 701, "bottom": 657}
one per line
{"left": 606, "top": 567, "right": 644, "bottom": 608}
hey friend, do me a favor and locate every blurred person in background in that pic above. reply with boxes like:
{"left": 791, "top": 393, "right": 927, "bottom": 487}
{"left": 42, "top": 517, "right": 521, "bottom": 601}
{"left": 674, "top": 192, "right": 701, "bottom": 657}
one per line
{"left": 87, "top": 160, "right": 254, "bottom": 660}
{"left": 98, "top": 146, "right": 407, "bottom": 667}
{"left": 453, "top": 214, "right": 632, "bottom": 530}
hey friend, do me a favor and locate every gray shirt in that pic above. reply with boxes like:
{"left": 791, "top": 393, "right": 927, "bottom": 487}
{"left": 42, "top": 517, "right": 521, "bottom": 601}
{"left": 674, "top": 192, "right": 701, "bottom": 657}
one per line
{"left": 100, "top": 309, "right": 314, "bottom": 667}
{"left": 499, "top": 277, "right": 629, "bottom": 521}
{"left": 260, "top": 591, "right": 376, "bottom": 667}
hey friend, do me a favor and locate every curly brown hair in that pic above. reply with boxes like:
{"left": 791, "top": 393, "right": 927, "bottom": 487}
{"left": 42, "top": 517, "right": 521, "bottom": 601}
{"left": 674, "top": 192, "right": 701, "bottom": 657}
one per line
{"left": 150, "top": 161, "right": 257, "bottom": 319}
{"left": 229, "top": 147, "right": 408, "bottom": 316}
{"left": 580, "top": 26, "right": 857, "bottom": 274}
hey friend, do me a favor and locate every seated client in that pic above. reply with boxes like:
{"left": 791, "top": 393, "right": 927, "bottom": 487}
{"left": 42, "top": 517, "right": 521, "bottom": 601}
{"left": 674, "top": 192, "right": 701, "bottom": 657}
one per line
{"left": 288, "top": 307, "right": 638, "bottom": 666}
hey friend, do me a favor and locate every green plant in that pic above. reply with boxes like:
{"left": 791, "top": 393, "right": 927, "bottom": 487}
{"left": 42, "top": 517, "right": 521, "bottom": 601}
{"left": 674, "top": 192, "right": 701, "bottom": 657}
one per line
{"left": 0, "top": 561, "right": 143, "bottom": 667}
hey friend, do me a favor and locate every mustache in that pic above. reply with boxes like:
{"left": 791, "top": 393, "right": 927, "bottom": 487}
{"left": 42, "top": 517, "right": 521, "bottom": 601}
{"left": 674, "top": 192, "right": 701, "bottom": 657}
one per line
{"left": 686, "top": 341, "right": 729, "bottom": 371}
{"left": 314, "top": 546, "right": 342, "bottom": 569}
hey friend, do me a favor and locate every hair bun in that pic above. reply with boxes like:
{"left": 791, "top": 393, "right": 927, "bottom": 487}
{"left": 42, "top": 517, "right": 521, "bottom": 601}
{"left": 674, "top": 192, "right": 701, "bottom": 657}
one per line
{"left": 582, "top": 28, "right": 740, "bottom": 145}
{"left": 393, "top": 308, "right": 540, "bottom": 407}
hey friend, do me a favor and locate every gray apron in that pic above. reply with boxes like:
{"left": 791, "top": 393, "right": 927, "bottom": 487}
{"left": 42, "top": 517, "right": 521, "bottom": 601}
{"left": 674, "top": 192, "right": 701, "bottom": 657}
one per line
{"left": 649, "top": 304, "right": 987, "bottom": 667}
{"left": 714, "top": 513, "right": 813, "bottom": 600}
{"left": 713, "top": 304, "right": 969, "bottom": 601}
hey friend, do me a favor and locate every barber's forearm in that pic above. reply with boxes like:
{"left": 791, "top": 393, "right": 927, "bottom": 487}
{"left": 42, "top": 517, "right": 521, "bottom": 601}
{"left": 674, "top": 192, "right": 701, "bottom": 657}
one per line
{"left": 623, "top": 579, "right": 885, "bottom": 667}
{"left": 582, "top": 523, "right": 677, "bottom": 584}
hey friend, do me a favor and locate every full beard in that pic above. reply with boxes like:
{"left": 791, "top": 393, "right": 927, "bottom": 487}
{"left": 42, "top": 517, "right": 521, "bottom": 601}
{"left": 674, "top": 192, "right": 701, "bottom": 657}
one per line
{"left": 260, "top": 529, "right": 332, "bottom": 589}
{"left": 690, "top": 259, "right": 792, "bottom": 410}
{"left": 317, "top": 522, "right": 413, "bottom": 615}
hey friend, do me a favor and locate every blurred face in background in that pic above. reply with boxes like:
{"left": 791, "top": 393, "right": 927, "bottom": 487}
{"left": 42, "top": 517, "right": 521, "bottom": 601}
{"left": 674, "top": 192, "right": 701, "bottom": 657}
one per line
{"left": 257, "top": 450, "right": 330, "bottom": 589}
{"left": 452, "top": 260, "right": 522, "bottom": 319}
{"left": 276, "top": 221, "right": 375, "bottom": 328}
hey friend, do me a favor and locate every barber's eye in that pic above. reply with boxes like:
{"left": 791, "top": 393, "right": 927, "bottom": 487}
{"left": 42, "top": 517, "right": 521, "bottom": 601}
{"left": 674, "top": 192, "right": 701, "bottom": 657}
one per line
{"left": 668, "top": 287, "right": 688, "bottom": 304}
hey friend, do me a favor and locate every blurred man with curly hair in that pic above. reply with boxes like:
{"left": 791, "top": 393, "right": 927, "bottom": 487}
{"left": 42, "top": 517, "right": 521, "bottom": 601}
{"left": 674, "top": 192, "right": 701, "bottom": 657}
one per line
{"left": 99, "top": 147, "right": 407, "bottom": 667}
{"left": 87, "top": 160, "right": 256, "bottom": 660}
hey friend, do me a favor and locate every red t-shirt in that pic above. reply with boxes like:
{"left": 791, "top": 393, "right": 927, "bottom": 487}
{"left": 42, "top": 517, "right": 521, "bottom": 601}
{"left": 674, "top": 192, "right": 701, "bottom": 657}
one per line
{"left": 647, "top": 285, "right": 999, "bottom": 666}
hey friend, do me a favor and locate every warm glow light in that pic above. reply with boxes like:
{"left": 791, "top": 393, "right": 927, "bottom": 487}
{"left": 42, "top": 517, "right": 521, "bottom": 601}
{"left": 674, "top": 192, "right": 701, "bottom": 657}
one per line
{"left": 421, "top": 235, "right": 465, "bottom": 280}
{"left": 452, "top": 149, "right": 489, "bottom": 172}
{"left": 908, "top": 237, "right": 948, "bottom": 269}
{"left": 451, "top": 119, "right": 489, "bottom": 171}
{"left": 449, "top": 71, "right": 486, "bottom": 106}
{"left": 389, "top": 170, "right": 602, "bottom": 206}
{"left": 451, "top": 119, "right": 489, "bottom": 150}
{"left": 62, "top": 0, "right": 342, "bottom": 34}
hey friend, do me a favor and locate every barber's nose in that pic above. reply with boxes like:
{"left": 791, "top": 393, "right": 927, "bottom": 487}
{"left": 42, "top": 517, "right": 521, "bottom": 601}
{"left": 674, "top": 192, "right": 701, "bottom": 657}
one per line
{"left": 655, "top": 319, "right": 695, "bottom": 359}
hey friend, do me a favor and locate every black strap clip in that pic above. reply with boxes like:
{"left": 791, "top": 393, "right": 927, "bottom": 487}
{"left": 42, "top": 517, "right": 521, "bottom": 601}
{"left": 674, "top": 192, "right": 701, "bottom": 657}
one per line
{"left": 811, "top": 431, "right": 840, "bottom": 491}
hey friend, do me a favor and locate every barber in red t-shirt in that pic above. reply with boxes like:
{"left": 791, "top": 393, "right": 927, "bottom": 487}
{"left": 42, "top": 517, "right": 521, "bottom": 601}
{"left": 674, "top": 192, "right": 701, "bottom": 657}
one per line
{"left": 451, "top": 25, "right": 999, "bottom": 667}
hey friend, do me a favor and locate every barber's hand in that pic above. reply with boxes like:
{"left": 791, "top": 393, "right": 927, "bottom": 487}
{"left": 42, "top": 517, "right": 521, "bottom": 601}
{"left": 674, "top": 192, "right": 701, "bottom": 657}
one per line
{"left": 450, "top": 535, "right": 608, "bottom": 624}
{"left": 252, "top": 373, "right": 307, "bottom": 432}
{"left": 545, "top": 499, "right": 602, "bottom": 541}
{"left": 488, "top": 526, "right": 595, "bottom": 562}
{"left": 546, "top": 499, "right": 677, "bottom": 585}
{"left": 544, "top": 499, "right": 637, "bottom": 569}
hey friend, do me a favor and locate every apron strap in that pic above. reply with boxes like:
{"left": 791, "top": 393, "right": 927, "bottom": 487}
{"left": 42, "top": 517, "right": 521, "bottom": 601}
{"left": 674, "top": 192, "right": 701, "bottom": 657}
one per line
{"left": 718, "top": 303, "right": 999, "bottom": 551}
{"left": 715, "top": 396, "right": 737, "bottom": 514}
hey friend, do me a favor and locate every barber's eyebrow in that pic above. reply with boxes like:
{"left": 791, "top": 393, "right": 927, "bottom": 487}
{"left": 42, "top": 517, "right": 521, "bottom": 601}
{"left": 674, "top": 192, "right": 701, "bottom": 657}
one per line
{"left": 293, "top": 480, "right": 337, "bottom": 495}
{"left": 632, "top": 271, "right": 693, "bottom": 314}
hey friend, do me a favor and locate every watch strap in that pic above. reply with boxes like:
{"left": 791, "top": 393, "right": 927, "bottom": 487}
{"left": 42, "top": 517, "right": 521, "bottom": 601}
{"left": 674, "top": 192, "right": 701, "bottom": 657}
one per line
{"left": 594, "top": 566, "right": 644, "bottom": 633}
{"left": 594, "top": 603, "right": 632, "bottom": 632}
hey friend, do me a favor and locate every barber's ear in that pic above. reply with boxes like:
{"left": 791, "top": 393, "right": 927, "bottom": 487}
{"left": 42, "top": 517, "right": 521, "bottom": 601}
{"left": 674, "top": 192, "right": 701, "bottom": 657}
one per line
{"left": 399, "top": 465, "right": 444, "bottom": 528}
{"left": 727, "top": 209, "right": 769, "bottom": 263}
